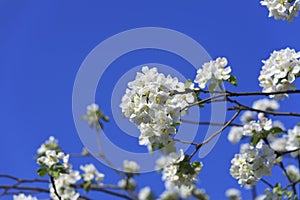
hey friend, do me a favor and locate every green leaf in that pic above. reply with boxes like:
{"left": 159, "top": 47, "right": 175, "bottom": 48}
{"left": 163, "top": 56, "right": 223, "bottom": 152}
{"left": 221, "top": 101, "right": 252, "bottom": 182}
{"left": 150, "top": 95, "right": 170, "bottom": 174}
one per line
{"left": 49, "top": 170, "right": 60, "bottom": 179}
{"left": 37, "top": 167, "right": 48, "bottom": 177}
{"left": 83, "top": 181, "right": 91, "bottom": 193}
{"left": 250, "top": 133, "right": 261, "bottom": 146}
{"left": 171, "top": 122, "right": 181, "bottom": 127}
{"left": 226, "top": 75, "right": 238, "bottom": 86}
{"left": 269, "top": 127, "right": 283, "bottom": 135}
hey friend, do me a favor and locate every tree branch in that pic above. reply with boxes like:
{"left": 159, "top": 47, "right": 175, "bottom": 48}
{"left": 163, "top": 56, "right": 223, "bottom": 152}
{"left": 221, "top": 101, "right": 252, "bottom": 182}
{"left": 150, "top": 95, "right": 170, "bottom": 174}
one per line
{"left": 188, "top": 109, "right": 241, "bottom": 160}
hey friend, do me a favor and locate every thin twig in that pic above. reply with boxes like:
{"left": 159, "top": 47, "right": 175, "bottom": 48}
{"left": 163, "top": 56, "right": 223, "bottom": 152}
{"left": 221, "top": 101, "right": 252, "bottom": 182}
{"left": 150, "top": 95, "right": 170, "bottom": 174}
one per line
{"left": 181, "top": 119, "right": 242, "bottom": 127}
{"left": 173, "top": 138, "right": 197, "bottom": 145}
{"left": 260, "top": 178, "right": 274, "bottom": 188}
{"left": 188, "top": 109, "right": 241, "bottom": 160}
{"left": 227, "top": 98, "right": 300, "bottom": 117}
{"left": 279, "top": 162, "right": 297, "bottom": 195}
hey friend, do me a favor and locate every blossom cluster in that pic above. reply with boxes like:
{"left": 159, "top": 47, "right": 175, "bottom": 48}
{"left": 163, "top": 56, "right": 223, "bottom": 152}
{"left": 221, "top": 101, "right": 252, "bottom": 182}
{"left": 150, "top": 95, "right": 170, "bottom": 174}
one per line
{"left": 270, "top": 124, "right": 300, "bottom": 156}
{"left": 259, "top": 48, "right": 300, "bottom": 99}
{"left": 37, "top": 136, "right": 60, "bottom": 155}
{"left": 50, "top": 170, "right": 81, "bottom": 200}
{"left": 80, "top": 163, "right": 105, "bottom": 184}
{"left": 36, "top": 137, "right": 107, "bottom": 200}
{"left": 228, "top": 99, "right": 282, "bottom": 144}
{"left": 118, "top": 160, "right": 140, "bottom": 190}
{"left": 194, "top": 57, "right": 232, "bottom": 90}
{"left": 82, "top": 103, "right": 109, "bottom": 131}
{"left": 230, "top": 143, "right": 276, "bottom": 187}
{"left": 120, "top": 66, "right": 195, "bottom": 153}
{"left": 228, "top": 113, "right": 273, "bottom": 144}
{"left": 37, "top": 150, "right": 70, "bottom": 169}
{"left": 158, "top": 182, "right": 208, "bottom": 200}
{"left": 260, "top": 0, "right": 300, "bottom": 21}
{"left": 156, "top": 149, "right": 202, "bottom": 188}
{"left": 50, "top": 164, "right": 105, "bottom": 200}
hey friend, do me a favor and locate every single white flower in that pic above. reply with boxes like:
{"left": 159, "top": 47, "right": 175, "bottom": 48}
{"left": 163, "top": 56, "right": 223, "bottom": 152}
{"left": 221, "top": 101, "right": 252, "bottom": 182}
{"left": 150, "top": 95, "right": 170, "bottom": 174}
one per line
{"left": 228, "top": 127, "right": 244, "bottom": 144}
{"left": 285, "top": 124, "right": 300, "bottom": 156}
{"left": 138, "top": 187, "right": 154, "bottom": 200}
{"left": 225, "top": 188, "right": 242, "bottom": 200}
{"left": 252, "top": 99, "right": 279, "bottom": 111}
{"left": 123, "top": 160, "right": 140, "bottom": 174}
{"left": 286, "top": 164, "right": 300, "bottom": 181}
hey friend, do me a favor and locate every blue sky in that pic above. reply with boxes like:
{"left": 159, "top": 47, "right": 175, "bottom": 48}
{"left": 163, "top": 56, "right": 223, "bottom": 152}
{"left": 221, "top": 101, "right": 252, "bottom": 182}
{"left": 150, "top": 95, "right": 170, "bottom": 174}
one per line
{"left": 1, "top": 1, "right": 300, "bottom": 199}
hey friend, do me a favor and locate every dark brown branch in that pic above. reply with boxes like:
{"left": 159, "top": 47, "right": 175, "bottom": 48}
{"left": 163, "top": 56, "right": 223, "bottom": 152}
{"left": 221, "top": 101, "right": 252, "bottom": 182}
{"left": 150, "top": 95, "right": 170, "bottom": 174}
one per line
{"left": 173, "top": 138, "right": 197, "bottom": 145}
{"left": 284, "top": 179, "right": 300, "bottom": 190}
{"left": 73, "top": 184, "right": 133, "bottom": 200}
{"left": 171, "top": 88, "right": 300, "bottom": 97}
{"left": 0, "top": 185, "right": 49, "bottom": 193}
{"left": 50, "top": 176, "right": 61, "bottom": 200}
{"left": 279, "top": 162, "right": 297, "bottom": 195}
{"left": 227, "top": 98, "right": 300, "bottom": 117}
{"left": 260, "top": 178, "right": 274, "bottom": 188}
{"left": 276, "top": 148, "right": 300, "bottom": 157}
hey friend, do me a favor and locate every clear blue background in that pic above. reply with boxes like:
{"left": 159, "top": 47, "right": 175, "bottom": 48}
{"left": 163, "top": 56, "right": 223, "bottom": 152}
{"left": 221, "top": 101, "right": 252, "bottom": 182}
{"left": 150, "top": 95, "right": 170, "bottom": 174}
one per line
{"left": 1, "top": 0, "right": 300, "bottom": 199}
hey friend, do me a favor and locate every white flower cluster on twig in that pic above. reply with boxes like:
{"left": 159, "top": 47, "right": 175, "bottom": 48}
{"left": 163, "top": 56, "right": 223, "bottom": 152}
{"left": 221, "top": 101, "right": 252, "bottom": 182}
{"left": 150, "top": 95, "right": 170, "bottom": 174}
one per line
{"left": 259, "top": 48, "right": 300, "bottom": 99}
{"left": 230, "top": 143, "right": 276, "bottom": 187}
{"left": 194, "top": 57, "right": 232, "bottom": 90}
{"left": 120, "top": 66, "right": 195, "bottom": 153}
{"left": 260, "top": 0, "right": 300, "bottom": 21}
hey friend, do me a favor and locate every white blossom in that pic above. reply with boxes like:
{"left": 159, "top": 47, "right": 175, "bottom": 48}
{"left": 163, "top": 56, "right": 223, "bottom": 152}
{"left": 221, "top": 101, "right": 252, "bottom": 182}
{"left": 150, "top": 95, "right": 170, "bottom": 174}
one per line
{"left": 80, "top": 163, "right": 104, "bottom": 183}
{"left": 243, "top": 114, "right": 273, "bottom": 137}
{"left": 120, "top": 66, "right": 195, "bottom": 153}
{"left": 50, "top": 170, "right": 81, "bottom": 200}
{"left": 260, "top": 0, "right": 300, "bottom": 21}
{"left": 117, "top": 177, "right": 137, "bottom": 190}
{"left": 228, "top": 126, "right": 244, "bottom": 144}
{"left": 37, "top": 136, "right": 59, "bottom": 155}
{"left": 230, "top": 144, "right": 276, "bottom": 187}
{"left": 252, "top": 99, "right": 279, "bottom": 111}
{"left": 158, "top": 190, "right": 179, "bottom": 200}
{"left": 82, "top": 103, "right": 102, "bottom": 131}
{"left": 194, "top": 57, "right": 231, "bottom": 89}
{"left": 138, "top": 187, "right": 154, "bottom": 200}
{"left": 13, "top": 194, "right": 37, "bottom": 200}
{"left": 259, "top": 48, "right": 300, "bottom": 99}
{"left": 286, "top": 164, "right": 300, "bottom": 181}
{"left": 156, "top": 149, "right": 202, "bottom": 187}
{"left": 37, "top": 150, "right": 69, "bottom": 168}
{"left": 240, "top": 111, "right": 255, "bottom": 124}
{"left": 285, "top": 124, "right": 300, "bottom": 156}
{"left": 270, "top": 137, "right": 287, "bottom": 152}
{"left": 259, "top": 188, "right": 281, "bottom": 200}
{"left": 123, "top": 160, "right": 140, "bottom": 174}
{"left": 225, "top": 188, "right": 242, "bottom": 200}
